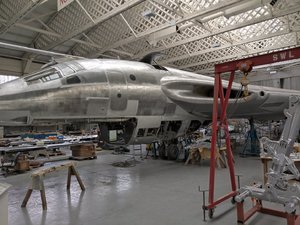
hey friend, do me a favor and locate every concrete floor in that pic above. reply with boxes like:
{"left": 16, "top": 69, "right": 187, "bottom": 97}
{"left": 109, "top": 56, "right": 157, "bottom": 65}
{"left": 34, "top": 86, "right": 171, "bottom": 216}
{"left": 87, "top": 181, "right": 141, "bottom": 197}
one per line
{"left": 0, "top": 150, "right": 290, "bottom": 225}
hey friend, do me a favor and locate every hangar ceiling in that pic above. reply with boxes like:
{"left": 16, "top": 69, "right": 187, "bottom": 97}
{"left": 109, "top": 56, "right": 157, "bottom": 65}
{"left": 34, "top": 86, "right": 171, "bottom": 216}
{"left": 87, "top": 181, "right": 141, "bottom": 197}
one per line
{"left": 0, "top": 0, "right": 300, "bottom": 76}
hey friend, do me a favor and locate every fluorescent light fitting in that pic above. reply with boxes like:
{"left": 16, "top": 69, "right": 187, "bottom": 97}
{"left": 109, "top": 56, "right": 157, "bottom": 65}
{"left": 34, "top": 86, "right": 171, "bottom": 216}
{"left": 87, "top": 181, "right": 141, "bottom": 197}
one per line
{"left": 141, "top": 10, "right": 156, "bottom": 18}
{"left": 211, "top": 42, "right": 221, "bottom": 48}
{"left": 224, "top": 0, "right": 262, "bottom": 18}
{"left": 147, "top": 24, "right": 179, "bottom": 46}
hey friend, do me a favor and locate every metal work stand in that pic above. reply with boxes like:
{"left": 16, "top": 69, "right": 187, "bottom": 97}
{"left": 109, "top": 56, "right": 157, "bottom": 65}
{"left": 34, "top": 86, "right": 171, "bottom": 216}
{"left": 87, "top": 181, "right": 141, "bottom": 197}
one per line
{"left": 236, "top": 200, "right": 300, "bottom": 225}
{"left": 235, "top": 96, "right": 300, "bottom": 225}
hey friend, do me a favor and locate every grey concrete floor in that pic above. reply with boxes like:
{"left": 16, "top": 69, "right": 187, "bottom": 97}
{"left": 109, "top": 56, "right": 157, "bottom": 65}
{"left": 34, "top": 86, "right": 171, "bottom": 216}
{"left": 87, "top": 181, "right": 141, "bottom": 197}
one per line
{"left": 1, "top": 150, "right": 289, "bottom": 225}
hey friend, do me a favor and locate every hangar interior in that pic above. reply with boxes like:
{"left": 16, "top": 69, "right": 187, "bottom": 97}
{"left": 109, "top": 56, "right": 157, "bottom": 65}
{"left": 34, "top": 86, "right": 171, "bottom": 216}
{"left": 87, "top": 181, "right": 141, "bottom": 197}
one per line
{"left": 0, "top": 0, "right": 300, "bottom": 225}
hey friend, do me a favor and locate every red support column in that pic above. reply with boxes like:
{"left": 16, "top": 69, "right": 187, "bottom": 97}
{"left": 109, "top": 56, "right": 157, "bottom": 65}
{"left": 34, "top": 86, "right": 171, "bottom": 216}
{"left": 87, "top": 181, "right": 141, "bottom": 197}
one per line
{"left": 208, "top": 72, "right": 220, "bottom": 206}
{"left": 220, "top": 72, "right": 236, "bottom": 192}
{"left": 207, "top": 71, "right": 237, "bottom": 211}
{"left": 220, "top": 72, "right": 235, "bottom": 122}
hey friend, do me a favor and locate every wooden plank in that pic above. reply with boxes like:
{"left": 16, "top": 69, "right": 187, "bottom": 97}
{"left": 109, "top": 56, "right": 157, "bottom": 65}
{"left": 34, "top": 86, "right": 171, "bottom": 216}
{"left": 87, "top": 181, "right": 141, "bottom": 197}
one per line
{"left": 70, "top": 166, "right": 85, "bottom": 191}
{"left": 21, "top": 189, "right": 32, "bottom": 208}
{"left": 40, "top": 190, "right": 47, "bottom": 210}
{"left": 31, "top": 162, "right": 75, "bottom": 176}
{"left": 21, "top": 161, "right": 85, "bottom": 210}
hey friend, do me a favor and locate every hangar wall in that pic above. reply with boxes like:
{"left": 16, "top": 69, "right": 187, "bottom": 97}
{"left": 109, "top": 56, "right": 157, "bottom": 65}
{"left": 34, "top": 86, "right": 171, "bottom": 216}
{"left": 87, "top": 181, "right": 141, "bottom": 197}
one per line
{"left": 243, "top": 66, "right": 300, "bottom": 90}
{"left": 251, "top": 76, "right": 300, "bottom": 90}
{"left": 0, "top": 57, "right": 43, "bottom": 76}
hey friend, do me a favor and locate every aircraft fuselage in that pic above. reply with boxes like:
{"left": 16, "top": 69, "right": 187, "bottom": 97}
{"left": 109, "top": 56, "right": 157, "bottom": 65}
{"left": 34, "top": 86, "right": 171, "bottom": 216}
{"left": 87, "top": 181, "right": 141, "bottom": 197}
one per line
{"left": 0, "top": 58, "right": 299, "bottom": 145}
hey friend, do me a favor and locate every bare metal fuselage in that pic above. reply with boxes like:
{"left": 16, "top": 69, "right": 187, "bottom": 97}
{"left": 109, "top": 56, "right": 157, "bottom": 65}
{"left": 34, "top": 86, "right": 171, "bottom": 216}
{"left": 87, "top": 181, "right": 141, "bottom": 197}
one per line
{"left": 0, "top": 58, "right": 299, "bottom": 144}
{"left": 160, "top": 74, "right": 300, "bottom": 120}
{"left": 0, "top": 59, "right": 197, "bottom": 144}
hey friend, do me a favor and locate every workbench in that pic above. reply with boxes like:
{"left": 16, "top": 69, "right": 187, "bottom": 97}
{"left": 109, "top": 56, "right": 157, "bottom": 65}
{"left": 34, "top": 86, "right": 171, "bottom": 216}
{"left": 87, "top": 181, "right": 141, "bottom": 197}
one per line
{"left": 0, "top": 145, "right": 47, "bottom": 154}
{"left": 0, "top": 141, "right": 94, "bottom": 154}
{"left": 261, "top": 153, "right": 300, "bottom": 184}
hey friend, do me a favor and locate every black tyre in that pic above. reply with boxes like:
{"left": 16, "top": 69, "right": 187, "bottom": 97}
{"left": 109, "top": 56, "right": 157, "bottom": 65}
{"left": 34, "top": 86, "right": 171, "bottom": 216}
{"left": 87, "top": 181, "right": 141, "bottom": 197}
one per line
{"left": 158, "top": 144, "right": 167, "bottom": 159}
{"left": 167, "top": 144, "right": 179, "bottom": 160}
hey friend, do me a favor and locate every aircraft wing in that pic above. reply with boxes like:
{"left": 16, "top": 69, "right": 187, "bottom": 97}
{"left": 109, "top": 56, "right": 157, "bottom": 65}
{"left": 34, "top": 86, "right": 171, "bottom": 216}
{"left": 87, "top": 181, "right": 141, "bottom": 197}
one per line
{"left": 161, "top": 76, "right": 300, "bottom": 120}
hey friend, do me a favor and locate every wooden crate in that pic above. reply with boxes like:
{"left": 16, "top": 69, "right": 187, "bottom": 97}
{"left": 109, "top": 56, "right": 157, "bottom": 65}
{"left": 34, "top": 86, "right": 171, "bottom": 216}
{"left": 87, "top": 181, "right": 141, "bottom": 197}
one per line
{"left": 70, "top": 144, "right": 96, "bottom": 158}
{"left": 293, "top": 144, "right": 300, "bottom": 153}
{"left": 15, "top": 160, "right": 30, "bottom": 171}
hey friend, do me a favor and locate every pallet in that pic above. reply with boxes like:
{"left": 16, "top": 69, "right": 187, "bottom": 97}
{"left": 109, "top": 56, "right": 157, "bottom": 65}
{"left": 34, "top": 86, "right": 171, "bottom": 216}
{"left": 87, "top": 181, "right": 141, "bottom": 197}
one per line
{"left": 70, "top": 144, "right": 96, "bottom": 158}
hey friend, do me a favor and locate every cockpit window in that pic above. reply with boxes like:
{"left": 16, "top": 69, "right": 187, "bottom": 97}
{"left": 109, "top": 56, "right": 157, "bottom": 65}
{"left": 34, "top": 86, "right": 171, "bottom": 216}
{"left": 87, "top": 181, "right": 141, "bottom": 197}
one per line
{"left": 56, "top": 64, "right": 75, "bottom": 76}
{"left": 66, "top": 75, "right": 81, "bottom": 84}
{"left": 24, "top": 68, "right": 61, "bottom": 84}
{"left": 56, "top": 62, "right": 85, "bottom": 76}
{"left": 40, "top": 73, "right": 60, "bottom": 82}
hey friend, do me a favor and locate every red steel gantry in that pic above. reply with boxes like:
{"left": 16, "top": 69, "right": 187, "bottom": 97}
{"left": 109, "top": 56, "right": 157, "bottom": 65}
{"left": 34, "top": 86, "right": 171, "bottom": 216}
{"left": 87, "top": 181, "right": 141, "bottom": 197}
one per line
{"left": 206, "top": 47, "right": 300, "bottom": 218}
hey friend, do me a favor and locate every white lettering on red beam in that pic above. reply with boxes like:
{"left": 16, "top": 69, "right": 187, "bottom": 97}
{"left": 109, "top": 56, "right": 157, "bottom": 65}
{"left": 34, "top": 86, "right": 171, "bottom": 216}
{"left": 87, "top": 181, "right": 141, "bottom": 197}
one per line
{"left": 272, "top": 51, "right": 295, "bottom": 61}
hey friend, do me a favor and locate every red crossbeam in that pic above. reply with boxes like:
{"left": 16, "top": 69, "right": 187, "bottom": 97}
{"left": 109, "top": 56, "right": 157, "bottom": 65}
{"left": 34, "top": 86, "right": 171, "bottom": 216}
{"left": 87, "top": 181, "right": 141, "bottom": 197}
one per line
{"left": 215, "top": 47, "right": 300, "bottom": 73}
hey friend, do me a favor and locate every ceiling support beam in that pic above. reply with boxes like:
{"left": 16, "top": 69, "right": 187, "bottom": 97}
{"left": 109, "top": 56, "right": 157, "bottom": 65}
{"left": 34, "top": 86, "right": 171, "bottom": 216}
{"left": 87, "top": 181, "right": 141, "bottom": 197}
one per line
{"left": 0, "top": 0, "right": 43, "bottom": 35}
{"left": 132, "top": 5, "right": 300, "bottom": 59}
{"left": 22, "top": 10, "right": 56, "bottom": 24}
{"left": 87, "top": 0, "right": 259, "bottom": 58}
{"left": 0, "top": 18, "right": 114, "bottom": 51}
{"left": 160, "top": 29, "right": 292, "bottom": 65}
{"left": 41, "top": 0, "right": 146, "bottom": 50}
{"left": 137, "top": 0, "right": 246, "bottom": 37}
{"left": 75, "top": 0, "right": 95, "bottom": 23}
{"left": 194, "top": 37, "right": 298, "bottom": 73}
{"left": 22, "top": 59, "right": 33, "bottom": 75}
{"left": 0, "top": 41, "right": 82, "bottom": 59}
{"left": 120, "top": 13, "right": 137, "bottom": 37}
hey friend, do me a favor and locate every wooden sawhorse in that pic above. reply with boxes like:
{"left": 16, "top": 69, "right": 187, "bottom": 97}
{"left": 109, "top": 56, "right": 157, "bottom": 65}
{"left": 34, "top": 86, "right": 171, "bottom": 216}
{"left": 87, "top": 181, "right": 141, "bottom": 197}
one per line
{"left": 21, "top": 161, "right": 85, "bottom": 210}
{"left": 185, "top": 146, "right": 227, "bottom": 168}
